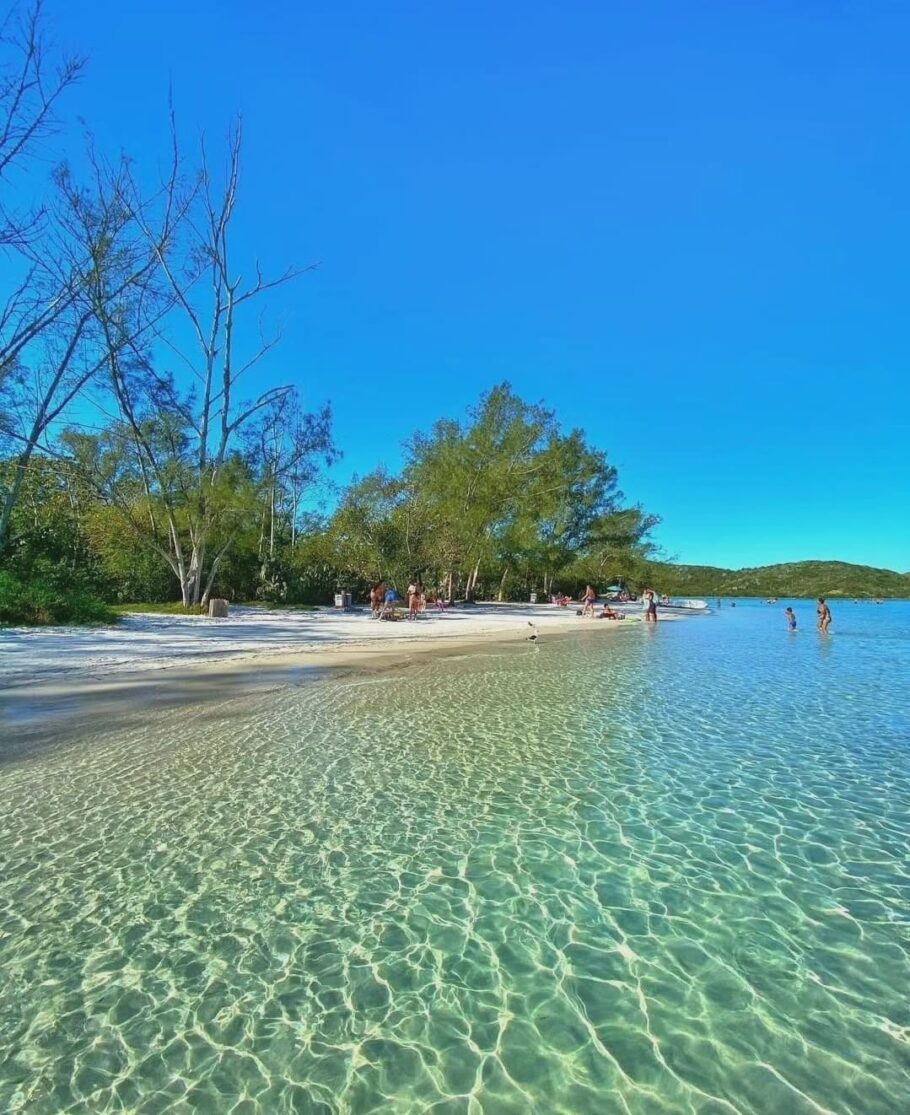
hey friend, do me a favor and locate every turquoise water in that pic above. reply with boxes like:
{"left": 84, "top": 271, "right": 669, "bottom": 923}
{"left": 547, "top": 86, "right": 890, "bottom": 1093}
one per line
{"left": 1, "top": 601, "right": 909, "bottom": 1114}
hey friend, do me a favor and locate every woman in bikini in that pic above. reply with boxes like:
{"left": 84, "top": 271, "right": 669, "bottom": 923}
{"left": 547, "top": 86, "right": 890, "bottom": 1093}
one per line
{"left": 407, "top": 581, "right": 420, "bottom": 620}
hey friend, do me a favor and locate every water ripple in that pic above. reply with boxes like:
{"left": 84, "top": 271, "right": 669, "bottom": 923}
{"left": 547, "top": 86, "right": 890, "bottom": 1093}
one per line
{"left": 1, "top": 607, "right": 909, "bottom": 1113}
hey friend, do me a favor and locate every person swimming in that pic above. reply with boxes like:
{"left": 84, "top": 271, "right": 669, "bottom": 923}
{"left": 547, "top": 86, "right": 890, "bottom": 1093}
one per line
{"left": 784, "top": 606, "right": 797, "bottom": 631}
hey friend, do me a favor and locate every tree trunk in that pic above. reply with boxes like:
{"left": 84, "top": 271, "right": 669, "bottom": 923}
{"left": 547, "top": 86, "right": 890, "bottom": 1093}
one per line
{"left": 269, "top": 479, "right": 276, "bottom": 559}
{"left": 202, "top": 535, "right": 238, "bottom": 605}
{"left": 257, "top": 508, "right": 266, "bottom": 562}
{"left": 190, "top": 539, "right": 206, "bottom": 606}
{"left": 446, "top": 570, "right": 454, "bottom": 605}
{"left": 497, "top": 565, "right": 509, "bottom": 602}
{"left": 0, "top": 452, "right": 29, "bottom": 554}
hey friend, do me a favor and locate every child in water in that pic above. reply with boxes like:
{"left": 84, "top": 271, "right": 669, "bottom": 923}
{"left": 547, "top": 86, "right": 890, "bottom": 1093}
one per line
{"left": 784, "top": 606, "right": 797, "bottom": 631}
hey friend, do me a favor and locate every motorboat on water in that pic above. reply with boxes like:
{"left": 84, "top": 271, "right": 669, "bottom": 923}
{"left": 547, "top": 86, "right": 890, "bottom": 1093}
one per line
{"left": 656, "top": 598, "right": 711, "bottom": 614}
{"left": 604, "top": 591, "right": 711, "bottom": 615}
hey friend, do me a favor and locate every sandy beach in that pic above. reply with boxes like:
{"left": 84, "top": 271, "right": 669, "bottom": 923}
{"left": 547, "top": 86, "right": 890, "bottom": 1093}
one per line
{"left": 0, "top": 602, "right": 646, "bottom": 741}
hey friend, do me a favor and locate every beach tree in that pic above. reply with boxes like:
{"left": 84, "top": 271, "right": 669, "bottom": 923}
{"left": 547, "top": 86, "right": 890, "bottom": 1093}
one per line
{"left": 68, "top": 121, "right": 332, "bottom": 607}
{"left": 404, "top": 384, "right": 557, "bottom": 600}
{"left": 327, "top": 468, "right": 434, "bottom": 588}
{"left": 0, "top": 2, "right": 97, "bottom": 551}
{"left": 565, "top": 506, "right": 660, "bottom": 589}
{"left": 0, "top": 1, "right": 84, "bottom": 248}
{"left": 395, "top": 383, "right": 643, "bottom": 601}
{"left": 0, "top": 152, "right": 171, "bottom": 554}
{"left": 249, "top": 394, "right": 337, "bottom": 579}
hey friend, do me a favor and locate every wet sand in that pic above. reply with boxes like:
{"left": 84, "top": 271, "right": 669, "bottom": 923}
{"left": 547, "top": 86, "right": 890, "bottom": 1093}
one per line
{"left": 1, "top": 607, "right": 650, "bottom": 748}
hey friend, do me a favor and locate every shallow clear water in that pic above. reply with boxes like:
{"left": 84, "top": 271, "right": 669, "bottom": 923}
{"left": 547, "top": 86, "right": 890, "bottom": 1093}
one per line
{"left": 2, "top": 601, "right": 909, "bottom": 1114}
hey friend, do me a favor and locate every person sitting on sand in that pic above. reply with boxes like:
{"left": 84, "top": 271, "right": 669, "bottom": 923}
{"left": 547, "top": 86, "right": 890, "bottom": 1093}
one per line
{"left": 582, "top": 584, "right": 597, "bottom": 617}
{"left": 599, "top": 604, "right": 623, "bottom": 620}
{"left": 381, "top": 587, "right": 400, "bottom": 619}
{"left": 817, "top": 597, "right": 832, "bottom": 633}
{"left": 784, "top": 606, "right": 797, "bottom": 631}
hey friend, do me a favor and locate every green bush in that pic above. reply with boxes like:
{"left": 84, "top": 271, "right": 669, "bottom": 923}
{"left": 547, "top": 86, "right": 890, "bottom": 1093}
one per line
{"left": 0, "top": 570, "right": 117, "bottom": 626}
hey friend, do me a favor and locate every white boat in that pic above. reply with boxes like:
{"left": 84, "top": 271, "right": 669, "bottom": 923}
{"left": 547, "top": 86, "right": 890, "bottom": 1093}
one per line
{"left": 658, "top": 598, "right": 710, "bottom": 613}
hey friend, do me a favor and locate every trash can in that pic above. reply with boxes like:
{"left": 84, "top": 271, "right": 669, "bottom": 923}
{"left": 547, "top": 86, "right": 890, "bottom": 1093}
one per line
{"left": 530, "top": 592, "right": 538, "bottom": 604}
{"left": 334, "top": 593, "right": 344, "bottom": 608}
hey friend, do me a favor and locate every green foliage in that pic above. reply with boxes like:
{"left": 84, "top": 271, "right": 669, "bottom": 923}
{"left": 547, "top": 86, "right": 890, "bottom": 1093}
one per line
{"left": 111, "top": 602, "right": 207, "bottom": 615}
{"left": 326, "top": 384, "right": 652, "bottom": 599}
{"left": 1, "top": 384, "right": 659, "bottom": 622}
{"left": 0, "top": 570, "right": 116, "bottom": 626}
{"left": 648, "top": 560, "right": 910, "bottom": 599}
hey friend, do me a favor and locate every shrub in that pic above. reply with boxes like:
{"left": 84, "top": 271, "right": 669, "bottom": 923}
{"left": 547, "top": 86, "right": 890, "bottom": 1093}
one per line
{"left": 0, "top": 570, "right": 117, "bottom": 626}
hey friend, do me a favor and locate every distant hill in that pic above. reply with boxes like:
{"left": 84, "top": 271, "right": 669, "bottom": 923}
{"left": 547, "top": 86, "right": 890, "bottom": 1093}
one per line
{"left": 647, "top": 560, "right": 910, "bottom": 599}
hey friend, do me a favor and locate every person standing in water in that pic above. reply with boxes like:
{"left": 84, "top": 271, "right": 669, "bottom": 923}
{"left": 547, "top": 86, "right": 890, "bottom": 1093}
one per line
{"left": 817, "top": 597, "right": 832, "bottom": 633}
{"left": 784, "top": 606, "right": 797, "bottom": 631}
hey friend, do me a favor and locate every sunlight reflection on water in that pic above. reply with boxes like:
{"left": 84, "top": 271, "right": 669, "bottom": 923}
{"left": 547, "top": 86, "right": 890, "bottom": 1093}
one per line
{"left": 2, "top": 602, "right": 909, "bottom": 1113}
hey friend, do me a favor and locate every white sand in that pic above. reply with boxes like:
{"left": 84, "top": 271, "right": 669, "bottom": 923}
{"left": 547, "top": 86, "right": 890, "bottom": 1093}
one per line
{"left": 0, "top": 602, "right": 644, "bottom": 689}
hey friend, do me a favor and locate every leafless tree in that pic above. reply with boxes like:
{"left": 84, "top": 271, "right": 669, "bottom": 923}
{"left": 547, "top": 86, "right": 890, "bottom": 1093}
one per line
{"left": 0, "top": 152, "right": 170, "bottom": 550}
{"left": 0, "top": 0, "right": 84, "bottom": 245}
{"left": 0, "top": 0, "right": 86, "bottom": 397}
{"left": 92, "top": 118, "right": 316, "bottom": 606}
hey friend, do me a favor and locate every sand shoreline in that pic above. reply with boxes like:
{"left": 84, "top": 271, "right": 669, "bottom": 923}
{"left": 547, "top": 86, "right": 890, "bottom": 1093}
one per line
{"left": 1, "top": 602, "right": 653, "bottom": 743}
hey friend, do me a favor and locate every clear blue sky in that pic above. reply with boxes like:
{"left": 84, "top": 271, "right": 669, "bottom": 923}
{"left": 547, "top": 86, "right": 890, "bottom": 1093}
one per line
{"left": 41, "top": 1, "right": 910, "bottom": 570}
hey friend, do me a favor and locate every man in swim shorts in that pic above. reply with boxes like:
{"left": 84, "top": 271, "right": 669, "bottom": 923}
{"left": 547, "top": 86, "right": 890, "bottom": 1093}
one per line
{"left": 784, "top": 606, "right": 797, "bottom": 631}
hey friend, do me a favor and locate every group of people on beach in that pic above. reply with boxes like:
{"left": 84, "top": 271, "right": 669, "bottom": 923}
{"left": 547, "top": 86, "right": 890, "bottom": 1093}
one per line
{"left": 368, "top": 581, "right": 446, "bottom": 620}
{"left": 558, "top": 585, "right": 655, "bottom": 622}
{"left": 784, "top": 598, "right": 832, "bottom": 633}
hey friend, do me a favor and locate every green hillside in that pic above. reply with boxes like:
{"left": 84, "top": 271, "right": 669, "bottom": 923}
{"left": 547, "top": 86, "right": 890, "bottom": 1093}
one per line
{"left": 647, "top": 560, "right": 910, "bottom": 599}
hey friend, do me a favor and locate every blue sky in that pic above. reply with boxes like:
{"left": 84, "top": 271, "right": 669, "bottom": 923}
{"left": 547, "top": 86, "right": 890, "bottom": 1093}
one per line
{"left": 34, "top": 2, "right": 910, "bottom": 570}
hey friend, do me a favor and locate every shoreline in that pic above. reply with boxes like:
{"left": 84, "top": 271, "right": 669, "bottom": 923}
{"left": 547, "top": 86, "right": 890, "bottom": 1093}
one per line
{"left": 1, "top": 604, "right": 651, "bottom": 746}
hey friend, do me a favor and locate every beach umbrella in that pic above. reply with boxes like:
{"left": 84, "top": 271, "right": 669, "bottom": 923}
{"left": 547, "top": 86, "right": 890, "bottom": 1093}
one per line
{"left": 606, "top": 584, "right": 623, "bottom": 592}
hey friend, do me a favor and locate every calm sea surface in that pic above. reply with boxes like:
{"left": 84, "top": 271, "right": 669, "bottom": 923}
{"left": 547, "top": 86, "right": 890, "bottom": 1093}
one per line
{"left": 2, "top": 600, "right": 909, "bottom": 1113}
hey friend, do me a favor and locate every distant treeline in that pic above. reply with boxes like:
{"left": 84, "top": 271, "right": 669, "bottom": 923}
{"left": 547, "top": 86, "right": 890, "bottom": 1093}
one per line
{"left": 646, "top": 560, "right": 910, "bottom": 599}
